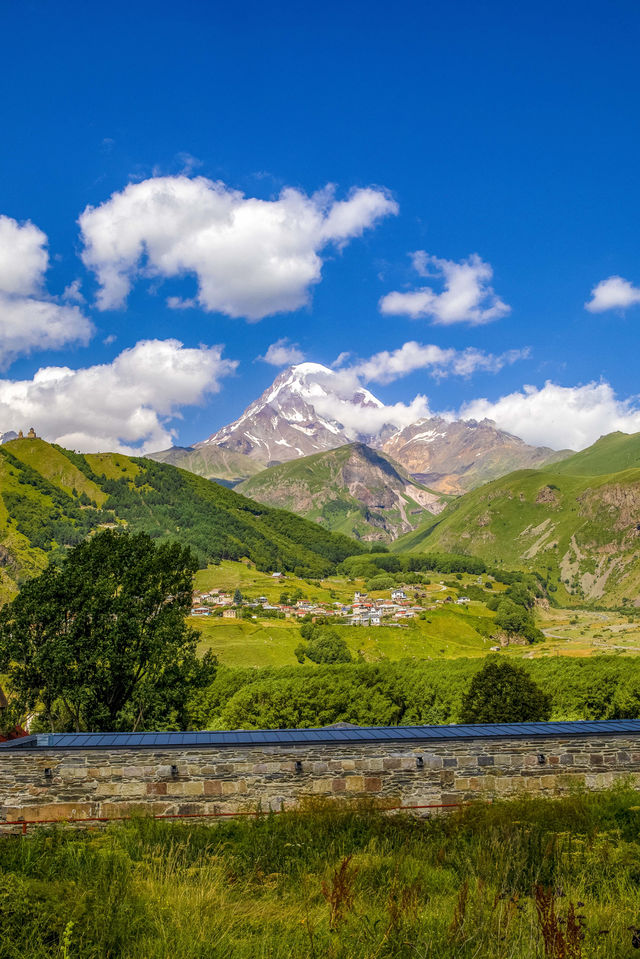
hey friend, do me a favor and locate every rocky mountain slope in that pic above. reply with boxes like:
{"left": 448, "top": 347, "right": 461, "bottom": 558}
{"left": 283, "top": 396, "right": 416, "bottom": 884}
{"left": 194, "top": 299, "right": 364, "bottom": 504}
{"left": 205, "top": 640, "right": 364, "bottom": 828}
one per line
{"left": 394, "top": 436, "right": 640, "bottom": 607}
{"left": 147, "top": 445, "right": 261, "bottom": 486}
{"left": 382, "top": 417, "right": 571, "bottom": 495}
{"left": 238, "top": 442, "right": 448, "bottom": 543}
{"left": 0, "top": 438, "right": 366, "bottom": 605}
{"left": 199, "top": 363, "right": 394, "bottom": 465}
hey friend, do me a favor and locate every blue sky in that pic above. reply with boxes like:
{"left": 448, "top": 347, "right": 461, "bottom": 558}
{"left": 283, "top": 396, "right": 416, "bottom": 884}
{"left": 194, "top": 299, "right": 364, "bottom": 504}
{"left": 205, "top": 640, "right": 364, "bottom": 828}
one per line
{"left": 1, "top": 0, "right": 639, "bottom": 453}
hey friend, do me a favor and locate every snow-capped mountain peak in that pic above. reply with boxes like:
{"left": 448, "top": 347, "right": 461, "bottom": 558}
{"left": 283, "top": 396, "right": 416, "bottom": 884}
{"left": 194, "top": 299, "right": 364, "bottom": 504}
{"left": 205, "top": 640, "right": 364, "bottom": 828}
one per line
{"left": 198, "top": 363, "right": 389, "bottom": 464}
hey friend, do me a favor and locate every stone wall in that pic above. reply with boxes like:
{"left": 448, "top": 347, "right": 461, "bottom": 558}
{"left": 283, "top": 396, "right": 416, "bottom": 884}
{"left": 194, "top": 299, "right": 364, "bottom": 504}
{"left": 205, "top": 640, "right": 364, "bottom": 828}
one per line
{"left": 2, "top": 733, "right": 640, "bottom": 825}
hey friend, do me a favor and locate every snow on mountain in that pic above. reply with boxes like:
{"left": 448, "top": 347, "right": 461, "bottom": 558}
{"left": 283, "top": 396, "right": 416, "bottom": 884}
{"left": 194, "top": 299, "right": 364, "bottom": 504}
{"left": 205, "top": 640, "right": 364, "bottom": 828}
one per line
{"left": 198, "top": 364, "right": 572, "bottom": 486}
{"left": 382, "top": 416, "right": 571, "bottom": 495}
{"left": 199, "top": 363, "right": 396, "bottom": 464}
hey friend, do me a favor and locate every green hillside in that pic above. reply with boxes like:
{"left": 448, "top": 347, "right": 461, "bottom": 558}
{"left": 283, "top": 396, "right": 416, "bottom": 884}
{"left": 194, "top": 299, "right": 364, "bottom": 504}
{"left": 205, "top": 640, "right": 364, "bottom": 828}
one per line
{"left": 551, "top": 430, "right": 640, "bottom": 476}
{"left": 147, "top": 444, "right": 263, "bottom": 486}
{"left": 394, "top": 462, "right": 640, "bottom": 607}
{"left": 0, "top": 438, "right": 366, "bottom": 603}
{"left": 238, "top": 442, "right": 446, "bottom": 542}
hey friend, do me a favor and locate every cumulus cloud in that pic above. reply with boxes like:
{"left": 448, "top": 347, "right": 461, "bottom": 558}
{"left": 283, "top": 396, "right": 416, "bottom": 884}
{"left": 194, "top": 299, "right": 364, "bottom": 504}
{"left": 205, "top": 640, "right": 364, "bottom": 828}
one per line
{"left": 0, "top": 215, "right": 93, "bottom": 368}
{"left": 380, "top": 251, "right": 510, "bottom": 325}
{"left": 79, "top": 176, "right": 398, "bottom": 319}
{"left": 259, "top": 338, "right": 306, "bottom": 366}
{"left": 346, "top": 341, "right": 528, "bottom": 384}
{"left": 585, "top": 275, "right": 640, "bottom": 313}
{"left": 459, "top": 380, "right": 640, "bottom": 450}
{"left": 313, "top": 388, "right": 432, "bottom": 439}
{"left": 0, "top": 338, "right": 237, "bottom": 453}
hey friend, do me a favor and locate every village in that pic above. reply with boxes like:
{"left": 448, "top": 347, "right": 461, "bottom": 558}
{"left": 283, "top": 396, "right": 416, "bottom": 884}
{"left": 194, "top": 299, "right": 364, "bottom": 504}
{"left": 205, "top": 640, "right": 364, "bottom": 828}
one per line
{"left": 191, "top": 572, "right": 471, "bottom": 626}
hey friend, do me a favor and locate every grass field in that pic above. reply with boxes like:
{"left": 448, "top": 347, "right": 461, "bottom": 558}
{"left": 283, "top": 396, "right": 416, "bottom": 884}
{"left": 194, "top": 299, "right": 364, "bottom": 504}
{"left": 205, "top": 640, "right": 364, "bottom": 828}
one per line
{"left": 4, "top": 789, "right": 640, "bottom": 958}
{"left": 195, "top": 608, "right": 496, "bottom": 667}
{"left": 193, "top": 563, "right": 640, "bottom": 667}
{"left": 529, "top": 606, "right": 640, "bottom": 658}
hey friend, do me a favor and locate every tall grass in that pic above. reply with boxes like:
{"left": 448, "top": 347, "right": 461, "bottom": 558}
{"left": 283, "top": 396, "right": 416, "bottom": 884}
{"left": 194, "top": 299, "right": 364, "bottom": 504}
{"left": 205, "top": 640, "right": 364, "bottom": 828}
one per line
{"left": 1, "top": 789, "right": 640, "bottom": 957}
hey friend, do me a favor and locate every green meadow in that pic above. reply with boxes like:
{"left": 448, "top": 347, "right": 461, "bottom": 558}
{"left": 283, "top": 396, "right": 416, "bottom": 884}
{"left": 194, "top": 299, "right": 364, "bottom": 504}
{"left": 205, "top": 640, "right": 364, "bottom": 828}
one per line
{"left": 3, "top": 789, "right": 640, "bottom": 958}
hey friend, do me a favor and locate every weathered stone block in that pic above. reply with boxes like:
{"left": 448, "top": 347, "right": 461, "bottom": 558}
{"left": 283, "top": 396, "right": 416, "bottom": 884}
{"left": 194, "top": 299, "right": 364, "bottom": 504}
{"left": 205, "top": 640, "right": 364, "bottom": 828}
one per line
{"left": 383, "top": 757, "right": 401, "bottom": 770}
{"left": 345, "top": 776, "right": 364, "bottom": 792}
{"left": 146, "top": 782, "right": 167, "bottom": 796}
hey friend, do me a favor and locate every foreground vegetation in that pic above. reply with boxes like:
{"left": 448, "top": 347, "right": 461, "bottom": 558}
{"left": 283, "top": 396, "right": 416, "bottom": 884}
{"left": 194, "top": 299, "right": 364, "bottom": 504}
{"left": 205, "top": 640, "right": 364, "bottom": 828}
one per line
{"left": 3, "top": 790, "right": 640, "bottom": 958}
{"left": 192, "top": 655, "right": 640, "bottom": 729}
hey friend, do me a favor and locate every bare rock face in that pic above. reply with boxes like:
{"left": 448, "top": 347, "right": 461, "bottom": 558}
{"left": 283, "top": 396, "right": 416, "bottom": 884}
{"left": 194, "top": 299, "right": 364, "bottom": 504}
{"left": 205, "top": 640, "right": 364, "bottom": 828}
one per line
{"left": 535, "top": 485, "right": 560, "bottom": 506}
{"left": 198, "top": 363, "right": 393, "bottom": 465}
{"left": 382, "top": 417, "right": 570, "bottom": 495}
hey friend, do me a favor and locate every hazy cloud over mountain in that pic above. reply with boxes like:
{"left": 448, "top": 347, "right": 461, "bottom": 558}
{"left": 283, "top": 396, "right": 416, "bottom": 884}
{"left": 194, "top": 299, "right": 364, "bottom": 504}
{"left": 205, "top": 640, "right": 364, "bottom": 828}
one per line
{"left": 459, "top": 380, "right": 640, "bottom": 450}
{"left": 346, "top": 341, "right": 528, "bottom": 384}
{"left": 259, "top": 338, "right": 306, "bottom": 366}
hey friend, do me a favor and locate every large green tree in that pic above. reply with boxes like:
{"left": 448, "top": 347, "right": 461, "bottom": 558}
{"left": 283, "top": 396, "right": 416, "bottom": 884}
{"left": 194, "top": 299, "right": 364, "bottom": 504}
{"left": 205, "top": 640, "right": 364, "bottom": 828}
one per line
{"left": 460, "top": 656, "right": 552, "bottom": 724}
{"left": 0, "top": 530, "right": 216, "bottom": 732}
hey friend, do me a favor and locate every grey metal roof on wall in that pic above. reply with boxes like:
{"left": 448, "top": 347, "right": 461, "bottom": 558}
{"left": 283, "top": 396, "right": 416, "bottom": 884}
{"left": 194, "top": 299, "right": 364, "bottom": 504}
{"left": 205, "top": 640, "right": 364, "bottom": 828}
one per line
{"left": 2, "top": 719, "right": 640, "bottom": 751}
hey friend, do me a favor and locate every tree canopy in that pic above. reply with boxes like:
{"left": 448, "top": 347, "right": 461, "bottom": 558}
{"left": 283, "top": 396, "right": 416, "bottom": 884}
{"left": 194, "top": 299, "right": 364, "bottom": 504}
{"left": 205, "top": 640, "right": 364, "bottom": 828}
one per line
{"left": 0, "top": 529, "right": 216, "bottom": 732}
{"left": 459, "top": 657, "right": 552, "bottom": 724}
{"left": 295, "top": 625, "right": 353, "bottom": 664}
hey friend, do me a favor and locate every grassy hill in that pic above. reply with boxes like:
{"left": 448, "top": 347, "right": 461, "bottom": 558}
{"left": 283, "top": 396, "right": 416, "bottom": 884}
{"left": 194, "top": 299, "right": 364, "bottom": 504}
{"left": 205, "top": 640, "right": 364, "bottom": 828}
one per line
{"left": 394, "top": 458, "right": 640, "bottom": 607}
{"left": 147, "top": 445, "right": 263, "bottom": 486}
{"left": 551, "top": 430, "right": 640, "bottom": 475}
{"left": 0, "top": 438, "right": 366, "bottom": 603}
{"left": 237, "top": 442, "right": 447, "bottom": 542}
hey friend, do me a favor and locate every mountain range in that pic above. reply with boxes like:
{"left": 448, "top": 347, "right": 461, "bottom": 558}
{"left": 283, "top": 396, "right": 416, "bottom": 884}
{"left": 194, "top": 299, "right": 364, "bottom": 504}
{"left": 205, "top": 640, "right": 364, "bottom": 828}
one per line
{"left": 1, "top": 429, "right": 640, "bottom": 609}
{"left": 196, "top": 364, "right": 570, "bottom": 494}
{"left": 144, "top": 363, "right": 569, "bottom": 541}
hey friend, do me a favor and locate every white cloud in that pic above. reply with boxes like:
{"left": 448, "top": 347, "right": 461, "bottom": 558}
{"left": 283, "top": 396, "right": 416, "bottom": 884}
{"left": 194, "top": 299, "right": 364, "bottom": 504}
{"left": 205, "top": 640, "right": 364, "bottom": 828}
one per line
{"left": 347, "top": 341, "right": 528, "bottom": 384}
{"left": 0, "top": 339, "right": 237, "bottom": 453}
{"left": 313, "top": 388, "right": 432, "bottom": 438}
{"left": 0, "top": 215, "right": 93, "bottom": 368}
{"left": 79, "top": 176, "right": 398, "bottom": 319}
{"left": 380, "top": 252, "right": 510, "bottom": 325}
{"left": 0, "top": 295, "right": 93, "bottom": 370}
{"left": 259, "top": 338, "right": 306, "bottom": 366}
{"left": 0, "top": 216, "right": 49, "bottom": 295}
{"left": 459, "top": 380, "right": 640, "bottom": 450}
{"left": 62, "top": 279, "right": 85, "bottom": 304}
{"left": 585, "top": 275, "right": 640, "bottom": 313}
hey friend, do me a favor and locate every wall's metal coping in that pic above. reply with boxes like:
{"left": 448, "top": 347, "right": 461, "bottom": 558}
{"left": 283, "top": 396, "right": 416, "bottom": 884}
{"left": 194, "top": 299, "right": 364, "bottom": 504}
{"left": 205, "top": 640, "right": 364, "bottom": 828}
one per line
{"left": 2, "top": 719, "right": 640, "bottom": 751}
